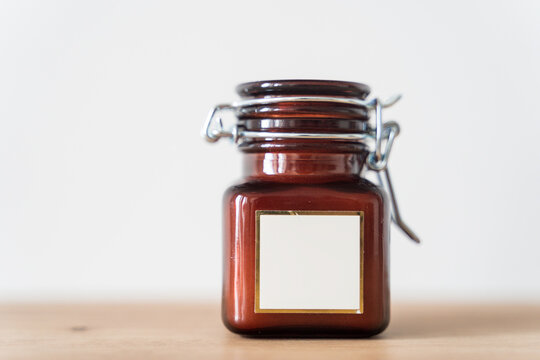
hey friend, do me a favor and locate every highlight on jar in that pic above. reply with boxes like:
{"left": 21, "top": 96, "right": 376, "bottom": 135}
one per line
{"left": 202, "top": 79, "right": 420, "bottom": 337}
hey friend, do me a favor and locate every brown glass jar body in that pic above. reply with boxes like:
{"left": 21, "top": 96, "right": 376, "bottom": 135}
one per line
{"left": 221, "top": 80, "right": 390, "bottom": 337}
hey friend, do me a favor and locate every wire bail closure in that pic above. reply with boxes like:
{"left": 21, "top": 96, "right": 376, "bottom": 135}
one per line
{"left": 201, "top": 95, "right": 420, "bottom": 243}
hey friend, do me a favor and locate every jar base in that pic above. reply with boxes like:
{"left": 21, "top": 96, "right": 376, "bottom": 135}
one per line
{"left": 223, "top": 316, "right": 390, "bottom": 338}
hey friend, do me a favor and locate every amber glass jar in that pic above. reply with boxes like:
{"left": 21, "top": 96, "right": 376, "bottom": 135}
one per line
{"left": 203, "top": 80, "right": 417, "bottom": 337}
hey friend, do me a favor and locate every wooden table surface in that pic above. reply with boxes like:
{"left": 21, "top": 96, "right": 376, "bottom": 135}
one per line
{"left": 1, "top": 303, "right": 539, "bottom": 359}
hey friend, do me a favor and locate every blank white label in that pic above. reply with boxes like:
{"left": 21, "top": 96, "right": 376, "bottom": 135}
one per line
{"left": 257, "top": 211, "right": 362, "bottom": 313}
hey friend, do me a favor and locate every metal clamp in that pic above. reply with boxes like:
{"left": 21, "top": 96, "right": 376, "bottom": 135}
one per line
{"left": 202, "top": 94, "right": 420, "bottom": 243}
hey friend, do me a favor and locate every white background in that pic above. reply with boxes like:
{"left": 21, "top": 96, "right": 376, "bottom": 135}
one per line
{"left": 1, "top": 0, "right": 539, "bottom": 302}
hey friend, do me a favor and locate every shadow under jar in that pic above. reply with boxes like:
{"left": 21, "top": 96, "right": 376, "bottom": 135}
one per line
{"left": 204, "top": 80, "right": 414, "bottom": 337}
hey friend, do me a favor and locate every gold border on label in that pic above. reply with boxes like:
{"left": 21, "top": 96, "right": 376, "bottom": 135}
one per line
{"left": 255, "top": 210, "right": 364, "bottom": 314}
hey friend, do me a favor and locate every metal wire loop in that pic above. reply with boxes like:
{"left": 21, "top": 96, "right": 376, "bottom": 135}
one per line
{"left": 202, "top": 95, "right": 402, "bottom": 149}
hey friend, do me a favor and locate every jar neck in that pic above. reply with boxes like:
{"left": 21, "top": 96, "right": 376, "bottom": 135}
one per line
{"left": 242, "top": 152, "right": 368, "bottom": 183}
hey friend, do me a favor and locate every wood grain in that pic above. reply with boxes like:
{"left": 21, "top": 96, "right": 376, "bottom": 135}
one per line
{"left": 1, "top": 303, "right": 539, "bottom": 359}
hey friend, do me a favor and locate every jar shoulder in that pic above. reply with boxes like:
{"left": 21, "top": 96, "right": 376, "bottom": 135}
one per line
{"left": 223, "top": 178, "right": 385, "bottom": 206}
